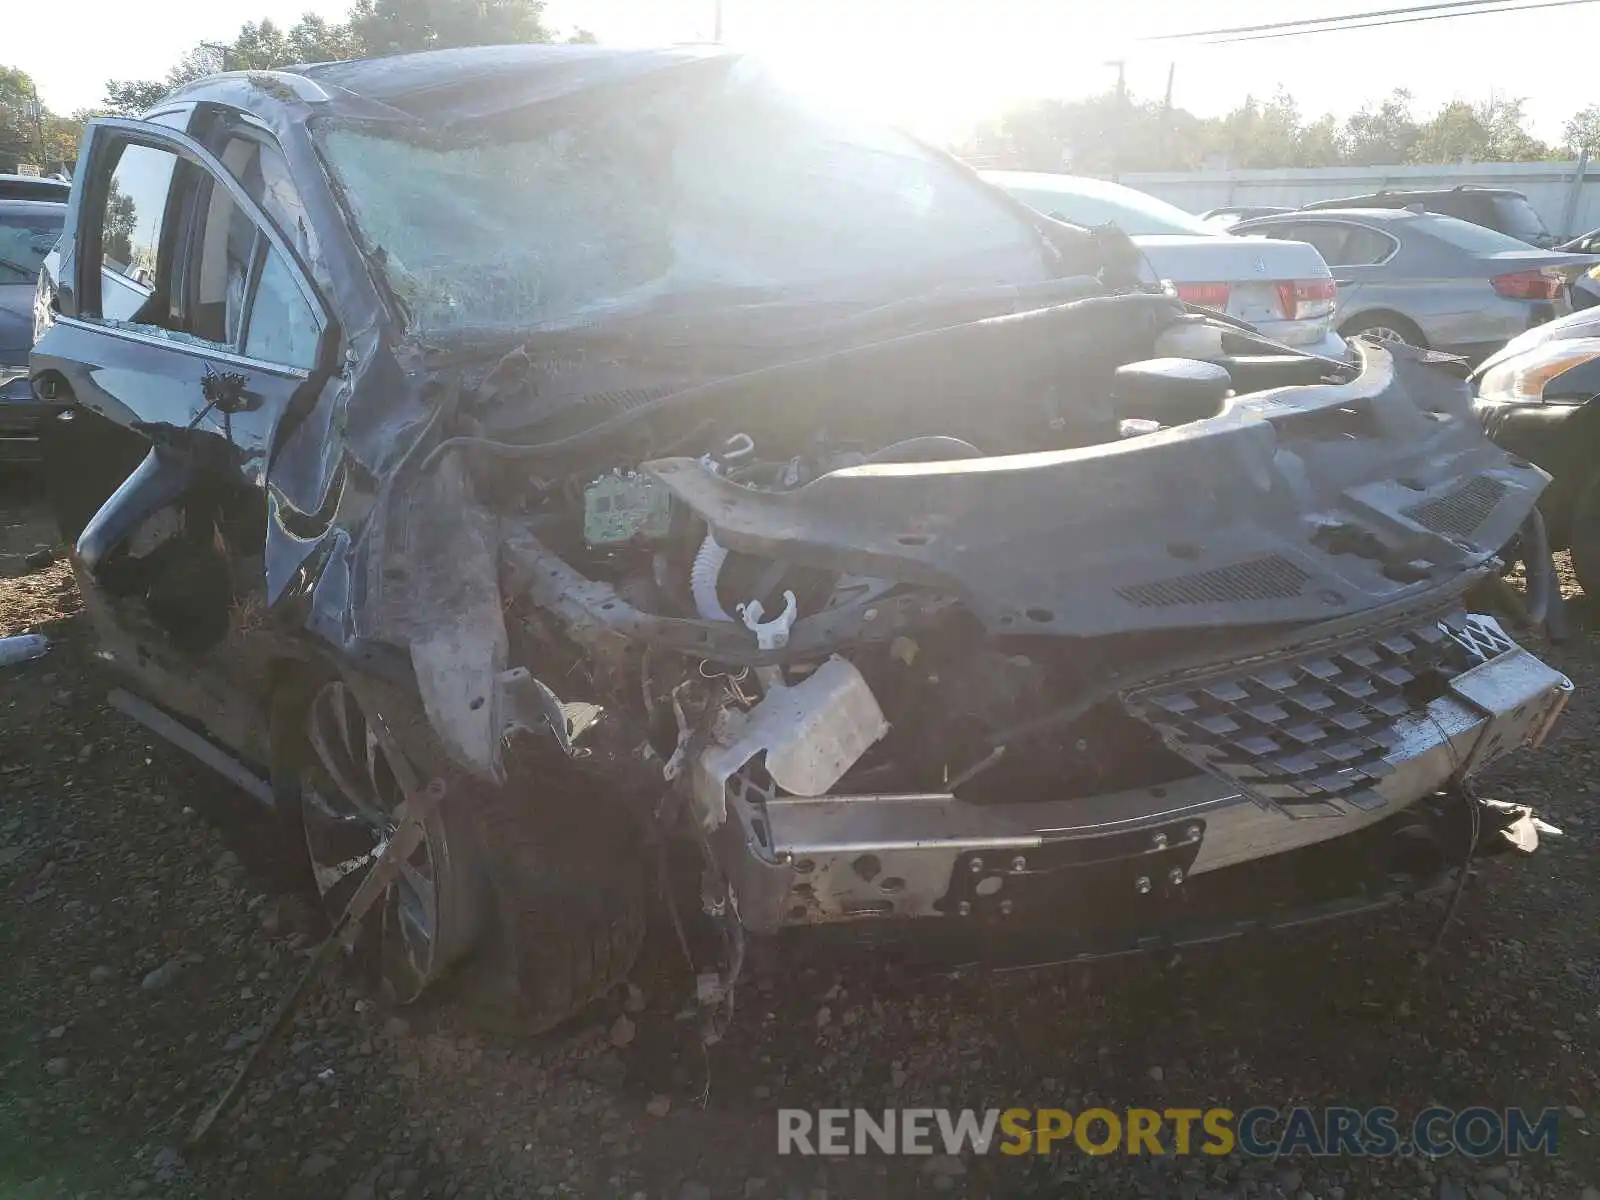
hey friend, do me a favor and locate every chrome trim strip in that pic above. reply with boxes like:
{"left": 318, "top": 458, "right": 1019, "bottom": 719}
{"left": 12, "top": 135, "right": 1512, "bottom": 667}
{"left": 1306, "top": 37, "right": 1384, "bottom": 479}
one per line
{"left": 108, "top": 688, "right": 274, "bottom": 808}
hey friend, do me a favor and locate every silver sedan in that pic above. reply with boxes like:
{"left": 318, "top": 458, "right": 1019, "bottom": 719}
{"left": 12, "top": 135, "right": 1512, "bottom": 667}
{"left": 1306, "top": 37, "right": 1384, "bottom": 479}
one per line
{"left": 1229, "top": 208, "right": 1596, "bottom": 364}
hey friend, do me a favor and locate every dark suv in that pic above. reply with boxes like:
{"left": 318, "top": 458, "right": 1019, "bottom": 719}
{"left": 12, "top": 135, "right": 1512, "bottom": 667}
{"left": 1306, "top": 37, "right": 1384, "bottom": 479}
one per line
{"left": 27, "top": 47, "right": 1573, "bottom": 1030}
{"left": 1300, "top": 186, "right": 1557, "bottom": 248}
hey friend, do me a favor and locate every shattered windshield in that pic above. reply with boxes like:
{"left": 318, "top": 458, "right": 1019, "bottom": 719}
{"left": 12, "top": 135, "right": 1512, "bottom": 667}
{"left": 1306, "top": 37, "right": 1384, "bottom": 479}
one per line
{"left": 315, "top": 62, "right": 1053, "bottom": 336}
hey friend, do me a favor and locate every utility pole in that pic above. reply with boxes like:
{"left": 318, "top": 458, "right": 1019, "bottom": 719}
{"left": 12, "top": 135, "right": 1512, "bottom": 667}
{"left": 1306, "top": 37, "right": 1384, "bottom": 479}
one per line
{"left": 1161, "top": 63, "right": 1176, "bottom": 169}
{"left": 28, "top": 81, "right": 45, "bottom": 171}
{"left": 1105, "top": 59, "right": 1126, "bottom": 105}
{"left": 713, "top": 0, "right": 723, "bottom": 43}
{"left": 1104, "top": 60, "right": 1127, "bottom": 180}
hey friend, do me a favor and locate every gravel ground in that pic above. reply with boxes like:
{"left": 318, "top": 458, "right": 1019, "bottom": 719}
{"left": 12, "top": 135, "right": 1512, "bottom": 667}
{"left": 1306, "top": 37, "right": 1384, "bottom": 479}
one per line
{"left": 3, "top": 470, "right": 1599, "bottom": 1200}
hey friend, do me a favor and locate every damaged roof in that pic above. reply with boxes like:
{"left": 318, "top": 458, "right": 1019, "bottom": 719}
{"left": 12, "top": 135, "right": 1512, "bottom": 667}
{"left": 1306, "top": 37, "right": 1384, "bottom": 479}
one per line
{"left": 163, "top": 44, "right": 739, "bottom": 126}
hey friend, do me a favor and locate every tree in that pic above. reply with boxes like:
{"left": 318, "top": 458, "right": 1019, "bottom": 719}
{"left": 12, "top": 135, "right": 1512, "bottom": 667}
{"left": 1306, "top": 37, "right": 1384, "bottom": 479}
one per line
{"left": 103, "top": 0, "right": 548, "bottom": 117}
{"left": 102, "top": 79, "right": 175, "bottom": 116}
{"left": 228, "top": 14, "right": 363, "bottom": 67}
{"left": 104, "top": 44, "right": 217, "bottom": 116}
{"left": 1207, "top": 91, "right": 1318, "bottom": 169}
{"left": 0, "top": 66, "right": 45, "bottom": 170}
{"left": 102, "top": 184, "right": 138, "bottom": 269}
{"left": 1563, "top": 105, "right": 1600, "bottom": 157}
{"left": 957, "top": 82, "right": 1569, "bottom": 176}
{"left": 286, "top": 14, "right": 365, "bottom": 62}
{"left": 347, "top": 0, "right": 550, "bottom": 57}
{"left": 1411, "top": 96, "right": 1549, "bottom": 163}
{"left": 961, "top": 90, "right": 1219, "bottom": 175}
{"left": 1296, "top": 114, "right": 1344, "bottom": 168}
{"left": 1473, "top": 97, "right": 1549, "bottom": 162}
{"left": 1341, "top": 89, "right": 1419, "bottom": 166}
{"left": 0, "top": 66, "right": 89, "bottom": 172}
{"left": 1412, "top": 100, "right": 1492, "bottom": 163}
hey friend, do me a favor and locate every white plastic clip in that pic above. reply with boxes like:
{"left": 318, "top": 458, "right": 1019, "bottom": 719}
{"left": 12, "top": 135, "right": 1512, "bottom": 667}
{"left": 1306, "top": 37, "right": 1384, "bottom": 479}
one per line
{"left": 739, "top": 590, "right": 798, "bottom": 651}
{"left": 740, "top": 591, "right": 798, "bottom": 692}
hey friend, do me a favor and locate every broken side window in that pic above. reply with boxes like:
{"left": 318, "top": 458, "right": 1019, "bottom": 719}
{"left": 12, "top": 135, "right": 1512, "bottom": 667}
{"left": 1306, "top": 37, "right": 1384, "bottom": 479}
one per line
{"left": 215, "top": 130, "right": 318, "bottom": 266}
{"left": 242, "top": 245, "right": 321, "bottom": 369}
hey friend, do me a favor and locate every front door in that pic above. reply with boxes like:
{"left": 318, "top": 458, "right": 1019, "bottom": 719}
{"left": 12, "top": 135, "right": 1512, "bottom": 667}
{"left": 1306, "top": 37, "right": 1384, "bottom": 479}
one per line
{"left": 34, "top": 117, "right": 333, "bottom": 686}
{"left": 39, "top": 118, "right": 329, "bottom": 521}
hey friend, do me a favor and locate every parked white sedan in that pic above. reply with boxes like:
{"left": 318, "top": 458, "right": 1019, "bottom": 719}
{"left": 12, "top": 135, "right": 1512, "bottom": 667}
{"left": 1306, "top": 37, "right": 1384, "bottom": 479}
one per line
{"left": 986, "top": 171, "right": 1346, "bottom": 358}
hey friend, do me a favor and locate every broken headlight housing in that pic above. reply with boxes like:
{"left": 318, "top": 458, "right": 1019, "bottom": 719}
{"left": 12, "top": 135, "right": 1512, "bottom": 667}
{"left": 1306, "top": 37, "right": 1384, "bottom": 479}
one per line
{"left": 1477, "top": 335, "right": 1600, "bottom": 404}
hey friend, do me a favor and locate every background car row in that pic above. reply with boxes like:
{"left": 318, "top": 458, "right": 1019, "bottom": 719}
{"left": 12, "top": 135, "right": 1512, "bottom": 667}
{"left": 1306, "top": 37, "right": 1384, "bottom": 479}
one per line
{"left": 986, "top": 171, "right": 1346, "bottom": 358}
{"left": 1230, "top": 206, "right": 1589, "bottom": 362}
{"left": 991, "top": 172, "right": 1593, "bottom": 365}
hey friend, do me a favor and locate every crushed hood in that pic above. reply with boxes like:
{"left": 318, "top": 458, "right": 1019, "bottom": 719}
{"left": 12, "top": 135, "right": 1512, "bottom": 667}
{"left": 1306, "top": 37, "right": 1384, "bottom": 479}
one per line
{"left": 648, "top": 343, "right": 1546, "bottom": 639}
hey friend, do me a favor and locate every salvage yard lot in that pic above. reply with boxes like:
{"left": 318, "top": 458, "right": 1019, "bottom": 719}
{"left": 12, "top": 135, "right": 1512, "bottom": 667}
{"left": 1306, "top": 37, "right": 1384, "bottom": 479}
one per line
{"left": 2, "top": 473, "right": 1599, "bottom": 1200}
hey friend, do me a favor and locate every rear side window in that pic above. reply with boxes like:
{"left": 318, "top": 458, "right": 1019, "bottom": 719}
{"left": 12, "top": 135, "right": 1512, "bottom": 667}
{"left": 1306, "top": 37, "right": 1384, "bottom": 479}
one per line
{"left": 1416, "top": 214, "right": 1543, "bottom": 254}
{"left": 1491, "top": 196, "right": 1551, "bottom": 243}
{"left": 214, "top": 133, "right": 315, "bottom": 262}
{"left": 243, "top": 248, "right": 321, "bottom": 367}
{"left": 1333, "top": 226, "right": 1395, "bottom": 265}
{"left": 1263, "top": 222, "right": 1349, "bottom": 264}
{"left": 1254, "top": 221, "right": 1392, "bottom": 266}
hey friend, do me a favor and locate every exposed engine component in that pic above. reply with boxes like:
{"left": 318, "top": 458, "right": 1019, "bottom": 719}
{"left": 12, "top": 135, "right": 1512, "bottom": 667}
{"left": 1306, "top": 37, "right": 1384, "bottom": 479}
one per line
{"left": 691, "top": 533, "right": 734, "bottom": 622}
{"left": 582, "top": 470, "right": 674, "bottom": 546}
{"left": 690, "top": 655, "right": 889, "bottom": 829}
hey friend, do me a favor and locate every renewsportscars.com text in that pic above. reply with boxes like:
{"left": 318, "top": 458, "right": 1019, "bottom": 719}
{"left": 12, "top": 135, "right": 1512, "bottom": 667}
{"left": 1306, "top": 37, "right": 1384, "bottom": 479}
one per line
{"left": 777, "top": 1107, "right": 1561, "bottom": 1158}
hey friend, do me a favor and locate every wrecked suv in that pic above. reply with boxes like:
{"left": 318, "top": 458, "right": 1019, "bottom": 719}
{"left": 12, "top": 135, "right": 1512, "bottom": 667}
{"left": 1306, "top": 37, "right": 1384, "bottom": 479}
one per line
{"left": 32, "top": 46, "right": 1573, "bottom": 1029}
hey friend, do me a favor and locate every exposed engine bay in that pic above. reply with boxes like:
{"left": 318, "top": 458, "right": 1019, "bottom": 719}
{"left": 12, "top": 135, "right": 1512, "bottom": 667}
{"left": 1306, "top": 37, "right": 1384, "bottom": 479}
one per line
{"left": 344, "top": 292, "right": 1569, "bottom": 958}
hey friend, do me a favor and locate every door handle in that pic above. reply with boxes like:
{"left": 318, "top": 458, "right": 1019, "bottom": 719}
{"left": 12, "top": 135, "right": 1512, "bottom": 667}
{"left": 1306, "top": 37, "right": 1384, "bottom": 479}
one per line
{"left": 200, "top": 365, "right": 261, "bottom": 413}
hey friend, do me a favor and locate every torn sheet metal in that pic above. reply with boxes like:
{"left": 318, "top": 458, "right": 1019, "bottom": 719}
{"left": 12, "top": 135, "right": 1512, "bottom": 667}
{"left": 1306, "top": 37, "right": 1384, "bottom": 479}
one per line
{"left": 496, "top": 667, "right": 603, "bottom": 756}
{"left": 361, "top": 450, "right": 509, "bottom": 778}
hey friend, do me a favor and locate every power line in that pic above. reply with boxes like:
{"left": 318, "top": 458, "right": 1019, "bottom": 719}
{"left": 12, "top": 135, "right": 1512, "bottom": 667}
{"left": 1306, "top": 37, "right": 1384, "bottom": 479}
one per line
{"left": 1203, "top": 0, "right": 1600, "bottom": 43}
{"left": 1142, "top": 0, "right": 1517, "bottom": 42}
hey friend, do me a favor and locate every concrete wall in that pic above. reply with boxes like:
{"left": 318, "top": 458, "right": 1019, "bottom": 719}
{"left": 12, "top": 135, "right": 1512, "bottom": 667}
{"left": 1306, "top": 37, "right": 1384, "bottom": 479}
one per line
{"left": 1120, "top": 160, "right": 1599, "bottom": 238}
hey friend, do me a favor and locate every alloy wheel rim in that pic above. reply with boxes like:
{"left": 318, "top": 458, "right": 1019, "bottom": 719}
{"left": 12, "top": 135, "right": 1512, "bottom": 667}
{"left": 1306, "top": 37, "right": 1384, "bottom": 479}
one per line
{"left": 301, "top": 680, "right": 439, "bottom": 1000}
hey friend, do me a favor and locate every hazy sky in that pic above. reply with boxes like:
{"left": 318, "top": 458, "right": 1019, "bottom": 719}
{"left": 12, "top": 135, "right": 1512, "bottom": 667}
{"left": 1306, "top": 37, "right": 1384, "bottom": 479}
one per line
{"left": 10, "top": 0, "right": 1592, "bottom": 145}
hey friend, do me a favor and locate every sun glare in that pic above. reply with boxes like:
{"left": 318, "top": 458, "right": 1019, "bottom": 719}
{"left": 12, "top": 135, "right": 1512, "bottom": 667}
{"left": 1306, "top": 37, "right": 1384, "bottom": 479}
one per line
{"left": 757, "top": 18, "right": 1122, "bottom": 143}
